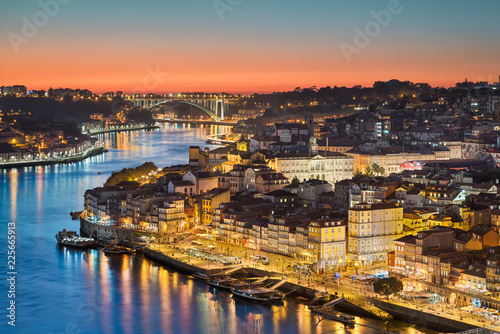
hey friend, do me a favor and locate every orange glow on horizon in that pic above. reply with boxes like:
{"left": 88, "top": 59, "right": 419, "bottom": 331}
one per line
{"left": 3, "top": 42, "right": 498, "bottom": 94}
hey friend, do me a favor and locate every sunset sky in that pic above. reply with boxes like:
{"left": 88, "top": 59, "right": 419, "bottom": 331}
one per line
{"left": 1, "top": 0, "right": 499, "bottom": 94}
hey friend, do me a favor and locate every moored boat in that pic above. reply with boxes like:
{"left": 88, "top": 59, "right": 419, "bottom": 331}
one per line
{"left": 103, "top": 246, "right": 131, "bottom": 255}
{"left": 315, "top": 291, "right": 331, "bottom": 303}
{"left": 231, "top": 287, "right": 284, "bottom": 303}
{"left": 192, "top": 272, "right": 209, "bottom": 281}
{"left": 208, "top": 277, "right": 238, "bottom": 291}
{"left": 55, "top": 229, "right": 97, "bottom": 249}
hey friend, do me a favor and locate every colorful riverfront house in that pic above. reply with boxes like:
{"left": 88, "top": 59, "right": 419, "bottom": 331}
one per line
{"left": 308, "top": 219, "right": 347, "bottom": 271}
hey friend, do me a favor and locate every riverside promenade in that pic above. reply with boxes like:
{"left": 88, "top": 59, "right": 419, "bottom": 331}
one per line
{"left": 0, "top": 145, "right": 106, "bottom": 169}
{"left": 145, "top": 239, "right": 497, "bottom": 333}
{"left": 144, "top": 243, "right": 383, "bottom": 320}
{"left": 80, "top": 217, "right": 496, "bottom": 333}
{"left": 82, "top": 123, "right": 160, "bottom": 135}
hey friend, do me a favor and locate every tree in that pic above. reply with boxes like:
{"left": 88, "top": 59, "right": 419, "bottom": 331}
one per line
{"left": 372, "top": 163, "right": 385, "bottom": 176}
{"left": 364, "top": 166, "right": 374, "bottom": 178}
{"left": 373, "top": 277, "right": 403, "bottom": 299}
{"left": 63, "top": 120, "right": 82, "bottom": 137}
{"left": 104, "top": 162, "right": 157, "bottom": 186}
{"left": 291, "top": 176, "right": 301, "bottom": 184}
{"left": 63, "top": 95, "right": 73, "bottom": 104}
{"left": 368, "top": 104, "right": 376, "bottom": 114}
{"left": 353, "top": 169, "right": 363, "bottom": 177}
{"left": 127, "top": 109, "right": 155, "bottom": 124}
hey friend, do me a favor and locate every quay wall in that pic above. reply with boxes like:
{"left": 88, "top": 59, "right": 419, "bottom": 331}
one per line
{"left": 80, "top": 217, "right": 144, "bottom": 241}
{"left": 371, "top": 298, "right": 478, "bottom": 333}
{"left": 268, "top": 279, "right": 381, "bottom": 319}
{"left": 239, "top": 268, "right": 381, "bottom": 319}
{"left": 143, "top": 248, "right": 226, "bottom": 276}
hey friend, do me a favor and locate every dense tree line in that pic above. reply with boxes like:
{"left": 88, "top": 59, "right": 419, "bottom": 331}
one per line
{"left": 238, "top": 79, "right": 478, "bottom": 111}
{"left": 104, "top": 162, "right": 157, "bottom": 186}
{"left": 0, "top": 96, "right": 155, "bottom": 136}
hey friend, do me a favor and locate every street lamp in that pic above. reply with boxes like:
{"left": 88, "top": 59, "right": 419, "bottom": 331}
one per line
{"left": 355, "top": 262, "right": 359, "bottom": 280}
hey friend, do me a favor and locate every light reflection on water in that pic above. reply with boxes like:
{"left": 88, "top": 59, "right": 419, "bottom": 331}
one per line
{"left": 0, "top": 124, "right": 433, "bottom": 333}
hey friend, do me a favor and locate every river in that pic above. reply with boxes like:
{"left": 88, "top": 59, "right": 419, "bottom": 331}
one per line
{"left": 0, "top": 123, "right": 432, "bottom": 334}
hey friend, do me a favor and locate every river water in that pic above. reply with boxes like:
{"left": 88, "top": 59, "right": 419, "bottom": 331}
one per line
{"left": 0, "top": 123, "right": 432, "bottom": 334}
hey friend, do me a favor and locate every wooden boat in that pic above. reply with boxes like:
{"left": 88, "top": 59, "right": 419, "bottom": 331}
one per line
{"left": 208, "top": 277, "right": 239, "bottom": 291}
{"left": 231, "top": 287, "right": 284, "bottom": 303}
{"left": 191, "top": 273, "right": 209, "bottom": 281}
{"left": 103, "top": 246, "right": 131, "bottom": 255}
{"left": 309, "top": 306, "right": 356, "bottom": 325}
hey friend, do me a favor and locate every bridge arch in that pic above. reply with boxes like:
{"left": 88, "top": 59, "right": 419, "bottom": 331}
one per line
{"left": 145, "top": 100, "right": 220, "bottom": 121}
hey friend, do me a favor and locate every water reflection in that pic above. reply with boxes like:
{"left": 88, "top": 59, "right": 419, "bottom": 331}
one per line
{"left": 8, "top": 169, "right": 18, "bottom": 221}
{"left": 51, "top": 243, "right": 436, "bottom": 334}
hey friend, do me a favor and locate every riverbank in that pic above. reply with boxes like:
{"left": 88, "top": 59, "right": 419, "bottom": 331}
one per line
{"left": 145, "top": 244, "right": 490, "bottom": 332}
{"left": 82, "top": 123, "right": 160, "bottom": 135}
{"left": 370, "top": 298, "right": 488, "bottom": 333}
{"left": 143, "top": 246, "right": 381, "bottom": 317}
{"left": 0, "top": 146, "right": 107, "bottom": 169}
{"left": 160, "top": 119, "right": 236, "bottom": 126}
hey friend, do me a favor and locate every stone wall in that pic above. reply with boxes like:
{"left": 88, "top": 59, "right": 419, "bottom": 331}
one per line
{"left": 80, "top": 217, "right": 143, "bottom": 241}
{"left": 144, "top": 248, "right": 226, "bottom": 276}
{"left": 371, "top": 298, "right": 478, "bottom": 333}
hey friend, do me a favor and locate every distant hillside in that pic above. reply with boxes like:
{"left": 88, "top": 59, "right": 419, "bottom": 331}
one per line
{"left": 0, "top": 96, "right": 154, "bottom": 136}
{"left": 0, "top": 96, "right": 114, "bottom": 123}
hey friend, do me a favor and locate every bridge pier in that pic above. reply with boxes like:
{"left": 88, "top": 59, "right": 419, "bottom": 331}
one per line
{"left": 220, "top": 99, "right": 224, "bottom": 121}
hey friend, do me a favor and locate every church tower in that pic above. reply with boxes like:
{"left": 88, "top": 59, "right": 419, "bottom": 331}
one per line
{"left": 309, "top": 135, "right": 318, "bottom": 156}
{"left": 305, "top": 113, "right": 314, "bottom": 136}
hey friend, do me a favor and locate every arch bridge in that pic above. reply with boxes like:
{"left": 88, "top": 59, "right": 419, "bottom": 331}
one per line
{"left": 125, "top": 95, "right": 240, "bottom": 122}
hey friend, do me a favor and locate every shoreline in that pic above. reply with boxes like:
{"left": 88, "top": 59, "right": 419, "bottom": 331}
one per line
{"left": 159, "top": 120, "right": 236, "bottom": 126}
{"left": 82, "top": 124, "right": 160, "bottom": 135}
{"left": 0, "top": 146, "right": 107, "bottom": 169}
